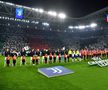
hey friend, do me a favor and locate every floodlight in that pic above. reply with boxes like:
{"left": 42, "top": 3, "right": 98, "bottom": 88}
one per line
{"left": 58, "top": 13, "right": 66, "bottom": 19}
{"left": 23, "top": 6, "right": 31, "bottom": 10}
{"left": 74, "top": 26, "right": 79, "bottom": 29}
{"left": 26, "top": 20, "right": 30, "bottom": 23}
{"left": 7, "top": 17, "right": 9, "bottom": 20}
{"left": 32, "top": 8, "right": 39, "bottom": 12}
{"left": 48, "top": 11, "right": 57, "bottom": 17}
{"left": 0, "top": 1, "right": 4, "bottom": 3}
{"left": 42, "top": 22, "right": 49, "bottom": 26}
{"left": 38, "top": 8, "right": 44, "bottom": 13}
{"left": 35, "top": 21, "right": 39, "bottom": 24}
{"left": 4, "top": 17, "right": 7, "bottom": 19}
{"left": 68, "top": 26, "right": 74, "bottom": 29}
{"left": 2, "top": 17, "right": 4, "bottom": 19}
{"left": 6, "top": 2, "right": 14, "bottom": 6}
{"left": 10, "top": 18, "right": 14, "bottom": 20}
{"left": 78, "top": 25, "right": 86, "bottom": 29}
{"left": 85, "top": 25, "right": 90, "bottom": 28}
{"left": 35, "top": 8, "right": 39, "bottom": 12}
{"left": 90, "top": 23, "right": 97, "bottom": 28}
{"left": 16, "top": 4, "right": 22, "bottom": 8}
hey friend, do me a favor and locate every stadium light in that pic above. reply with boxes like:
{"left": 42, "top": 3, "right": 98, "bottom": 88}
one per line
{"left": 10, "top": 18, "right": 14, "bottom": 20}
{"left": 35, "top": 8, "right": 39, "bottom": 12}
{"left": 58, "top": 13, "right": 66, "bottom": 19}
{"left": 68, "top": 26, "right": 74, "bottom": 29}
{"left": 48, "top": 11, "right": 57, "bottom": 17}
{"left": 32, "top": 8, "right": 39, "bottom": 12}
{"left": 0, "top": 1, "right": 4, "bottom": 3}
{"left": 35, "top": 21, "right": 39, "bottom": 24}
{"left": 5, "top": 2, "right": 14, "bottom": 6}
{"left": 42, "top": 22, "right": 49, "bottom": 26}
{"left": 78, "top": 25, "right": 86, "bottom": 29}
{"left": 32, "top": 8, "right": 35, "bottom": 11}
{"left": 23, "top": 6, "right": 31, "bottom": 10}
{"left": 4, "top": 17, "right": 8, "bottom": 20}
{"left": 90, "top": 23, "right": 97, "bottom": 28}
{"left": 74, "top": 26, "right": 79, "bottom": 29}
{"left": 2, "top": 17, "right": 4, "bottom": 19}
{"left": 85, "top": 25, "right": 90, "bottom": 28}
{"left": 38, "top": 8, "right": 44, "bottom": 13}
{"left": 16, "top": 4, "right": 23, "bottom": 8}
{"left": 31, "top": 21, "right": 39, "bottom": 24}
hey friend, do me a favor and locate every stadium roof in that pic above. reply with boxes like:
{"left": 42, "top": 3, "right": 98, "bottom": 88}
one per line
{"left": 81, "top": 6, "right": 108, "bottom": 19}
{"left": 0, "top": 0, "right": 108, "bottom": 23}
{"left": 1, "top": 0, "right": 108, "bottom": 18}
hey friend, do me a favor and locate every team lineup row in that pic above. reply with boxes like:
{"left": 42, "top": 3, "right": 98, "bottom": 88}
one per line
{"left": 4, "top": 54, "right": 82, "bottom": 67}
{"left": 3, "top": 53, "right": 108, "bottom": 67}
{"left": 3, "top": 48, "right": 108, "bottom": 67}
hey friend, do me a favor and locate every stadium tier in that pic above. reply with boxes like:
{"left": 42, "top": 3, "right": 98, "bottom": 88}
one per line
{"left": 0, "top": 1, "right": 108, "bottom": 51}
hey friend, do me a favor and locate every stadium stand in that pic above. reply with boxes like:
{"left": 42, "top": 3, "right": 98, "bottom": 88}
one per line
{"left": 0, "top": 1, "right": 108, "bottom": 51}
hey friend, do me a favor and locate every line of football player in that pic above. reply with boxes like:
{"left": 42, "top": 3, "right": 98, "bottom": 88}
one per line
{"left": 4, "top": 48, "right": 108, "bottom": 66}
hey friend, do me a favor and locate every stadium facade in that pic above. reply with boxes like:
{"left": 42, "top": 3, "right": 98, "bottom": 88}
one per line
{"left": 0, "top": 1, "right": 108, "bottom": 50}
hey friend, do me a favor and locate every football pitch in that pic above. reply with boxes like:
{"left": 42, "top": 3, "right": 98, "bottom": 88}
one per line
{"left": 0, "top": 56, "right": 108, "bottom": 90}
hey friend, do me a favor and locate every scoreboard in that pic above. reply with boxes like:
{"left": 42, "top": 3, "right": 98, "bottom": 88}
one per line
{"left": 16, "top": 8, "right": 23, "bottom": 19}
{"left": 106, "top": 14, "right": 108, "bottom": 22}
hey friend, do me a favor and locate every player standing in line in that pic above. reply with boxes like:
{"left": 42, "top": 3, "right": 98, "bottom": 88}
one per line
{"left": 83, "top": 49, "right": 88, "bottom": 60}
{"left": 80, "top": 49, "right": 84, "bottom": 60}
{"left": 4, "top": 49, "right": 10, "bottom": 66}
{"left": 20, "top": 48, "right": 26, "bottom": 65}
{"left": 12, "top": 55, "right": 17, "bottom": 66}
{"left": 64, "top": 53, "right": 67, "bottom": 63}
{"left": 58, "top": 54, "right": 61, "bottom": 63}
{"left": 6, "top": 55, "right": 11, "bottom": 67}
{"left": 61, "top": 49, "right": 64, "bottom": 61}
{"left": 79, "top": 50, "right": 82, "bottom": 61}
{"left": 31, "top": 55, "right": 36, "bottom": 65}
{"left": 36, "top": 55, "right": 40, "bottom": 65}
{"left": 44, "top": 54, "right": 48, "bottom": 64}
{"left": 75, "top": 50, "right": 79, "bottom": 61}
{"left": 20, "top": 55, "right": 26, "bottom": 66}
{"left": 41, "top": 49, "right": 45, "bottom": 63}
{"left": 92, "top": 49, "right": 97, "bottom": 57}
{"left": 72, "top": 50, "right": 75, "bottom": 62}
{"left": 36, "top": 49, "right": 40, "bottom": 65}
{"left": 36, "top": 49, "right": 40, "bottom": 56}
{"left": 77, "top": 50, "right": 81, "bottom": 61}
{"left": 68, "top": 49, "right": 72, "bottom": 61}
{"left": 53, "top": 53, "right": 56, "bottom": 63}
{"left": 87, "top": 50, "right": 91, "bottom": 59}
{"left": 21, "top": 48, "right": 26, "bottom": 56}
{"left": 74, "top": 50, "right": 77, "bottom": 61}
{"left": 30, "top": 49, "right": 35, "bottom": 65}
{"left": 49, "top": 53, "right": 53, "bottom": 64}
{"left": 11, "top": 50, "right": 17, "bottom": 66}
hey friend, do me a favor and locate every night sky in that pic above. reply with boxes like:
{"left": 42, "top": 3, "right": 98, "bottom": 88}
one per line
{"left": 1, "top": 0, "right": 108, "bottom": 18}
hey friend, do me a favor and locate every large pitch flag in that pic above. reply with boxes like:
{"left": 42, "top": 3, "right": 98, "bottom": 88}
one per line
{"left": 38, "top": 66, "right": 74, "bottom": 78}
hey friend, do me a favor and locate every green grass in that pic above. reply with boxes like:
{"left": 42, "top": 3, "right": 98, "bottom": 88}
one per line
{"left": 0, "top": 56, "right": 108, "bottom": 90}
